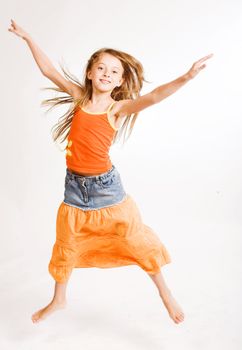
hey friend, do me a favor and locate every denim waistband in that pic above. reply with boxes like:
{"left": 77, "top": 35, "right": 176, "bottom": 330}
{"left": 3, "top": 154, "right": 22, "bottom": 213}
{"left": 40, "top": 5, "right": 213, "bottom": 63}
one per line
{"left": 66, "top": 164, "right": 116, "bottom": 184}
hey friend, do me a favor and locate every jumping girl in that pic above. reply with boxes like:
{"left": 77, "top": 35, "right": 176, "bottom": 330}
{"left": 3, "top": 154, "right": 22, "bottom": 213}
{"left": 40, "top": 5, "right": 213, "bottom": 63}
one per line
{"left": 8, "top": 19, "right": 213, "bottom": 325}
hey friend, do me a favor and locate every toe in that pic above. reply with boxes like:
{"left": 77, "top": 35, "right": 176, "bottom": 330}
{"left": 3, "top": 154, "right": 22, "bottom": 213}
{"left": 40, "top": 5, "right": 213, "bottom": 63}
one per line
{"left": 177, "top": 315, "right": 184, "bottom": 322}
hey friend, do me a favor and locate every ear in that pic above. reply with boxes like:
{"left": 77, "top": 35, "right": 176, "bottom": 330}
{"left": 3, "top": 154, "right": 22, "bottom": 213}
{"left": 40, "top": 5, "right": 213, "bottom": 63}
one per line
{"left": 87, "top": 70, "right": 92, "bottom": 80}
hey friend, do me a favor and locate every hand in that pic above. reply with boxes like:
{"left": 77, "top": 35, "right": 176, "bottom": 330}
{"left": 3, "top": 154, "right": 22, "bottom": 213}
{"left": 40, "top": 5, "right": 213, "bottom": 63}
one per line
{"left": 8, "top": 19, "right": 29, "bottom": 40}
{"left": 187, "top": 53, "right": 214, "bottom": 79}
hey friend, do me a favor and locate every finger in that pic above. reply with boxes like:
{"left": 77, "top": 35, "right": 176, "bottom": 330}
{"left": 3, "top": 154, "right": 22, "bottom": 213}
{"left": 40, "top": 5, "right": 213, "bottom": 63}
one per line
{"left": 203, "top": 53, "right": 213, "bottom": 61}
{"left": 196, "top": 57, "right": 209, "bottom": 65}
{"left": 195, "top": 54, "right": 213, "bottom": 65}
{"left": 202, "top": 53, "right": 213, "bottom": 60}
{"left": 11, "top": 19, "right": 16, "bottom": 27}
{"left": 197, "top": 53, "right": 213, "bottom": 64}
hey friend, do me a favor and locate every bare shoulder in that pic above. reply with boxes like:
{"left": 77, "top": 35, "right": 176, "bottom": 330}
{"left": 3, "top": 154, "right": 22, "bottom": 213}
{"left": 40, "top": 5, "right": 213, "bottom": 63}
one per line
{"left": 111, "top": 93, "right": 156, "bottom": 117}
{"left": 107, "top": 100, "right": 129, "bottom": 130}
{"left": 110, "top": 100, "right": 131, "bottom": 118}
{"left": 108, "top": 94, "right": 156, "bottom": 130}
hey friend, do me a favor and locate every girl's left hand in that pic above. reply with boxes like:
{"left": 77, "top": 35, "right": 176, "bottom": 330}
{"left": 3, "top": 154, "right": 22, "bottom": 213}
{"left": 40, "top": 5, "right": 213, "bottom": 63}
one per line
{"left": 187, "top": 53, "right": 214, "bottom": 79}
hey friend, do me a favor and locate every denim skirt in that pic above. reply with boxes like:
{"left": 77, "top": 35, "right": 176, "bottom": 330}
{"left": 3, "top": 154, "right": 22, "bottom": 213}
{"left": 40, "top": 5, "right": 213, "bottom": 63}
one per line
{"left": 48, "top": 164, "right": 172, "bottom": 283}
{"left": 63, "top": 164, "right": 127, "bottom": 210}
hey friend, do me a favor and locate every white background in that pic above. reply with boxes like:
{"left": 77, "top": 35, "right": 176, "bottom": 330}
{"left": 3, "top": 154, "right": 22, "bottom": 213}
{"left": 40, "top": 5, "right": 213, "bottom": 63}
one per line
{"left": 1, "top": 0, "right": 242, "bottom": 349}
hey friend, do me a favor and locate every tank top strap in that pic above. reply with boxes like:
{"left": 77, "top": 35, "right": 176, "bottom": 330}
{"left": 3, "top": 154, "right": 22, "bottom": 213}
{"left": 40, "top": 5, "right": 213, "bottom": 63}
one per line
{"left": 106, "top": 101, "right": 116, "bottom": 113}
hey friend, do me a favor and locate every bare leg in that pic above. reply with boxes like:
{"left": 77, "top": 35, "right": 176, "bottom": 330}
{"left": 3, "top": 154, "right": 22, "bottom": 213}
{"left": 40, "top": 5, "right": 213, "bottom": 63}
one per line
{"left": 147, "top": 270, "right": 185, "bottom": 324}
{"left": 31, "top": 280, "right": 68, "bottom": 323}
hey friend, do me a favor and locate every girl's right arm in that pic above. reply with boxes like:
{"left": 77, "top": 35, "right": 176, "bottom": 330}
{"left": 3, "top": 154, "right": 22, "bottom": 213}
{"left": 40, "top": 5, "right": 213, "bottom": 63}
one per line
{"left": 8, "top": 19, "right": 83, "bottom": 99}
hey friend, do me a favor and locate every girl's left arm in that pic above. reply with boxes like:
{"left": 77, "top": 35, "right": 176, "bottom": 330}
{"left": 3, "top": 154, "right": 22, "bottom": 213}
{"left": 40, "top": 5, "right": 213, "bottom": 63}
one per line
{"left": 152, "top": 53, "right": 213, "bottom": 104}
{"left": 115, "top": 53, "right": 213, "bottom": 117}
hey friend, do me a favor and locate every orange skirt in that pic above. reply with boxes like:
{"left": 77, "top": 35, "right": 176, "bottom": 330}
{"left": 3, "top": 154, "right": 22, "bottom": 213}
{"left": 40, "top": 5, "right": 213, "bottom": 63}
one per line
{"left": 48, "top": 194, "right": 171, "bottom": 283}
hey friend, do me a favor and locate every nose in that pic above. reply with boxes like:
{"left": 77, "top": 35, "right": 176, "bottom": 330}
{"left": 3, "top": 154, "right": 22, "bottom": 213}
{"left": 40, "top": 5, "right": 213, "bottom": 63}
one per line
{"left": 104, "top": 71, "right": 110, "bottom": 77}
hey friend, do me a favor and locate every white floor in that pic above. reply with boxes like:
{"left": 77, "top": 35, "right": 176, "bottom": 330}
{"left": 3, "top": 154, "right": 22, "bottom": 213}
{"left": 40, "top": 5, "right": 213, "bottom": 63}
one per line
{"left": 1, "top": 219, "right": 241, "bottom": 350}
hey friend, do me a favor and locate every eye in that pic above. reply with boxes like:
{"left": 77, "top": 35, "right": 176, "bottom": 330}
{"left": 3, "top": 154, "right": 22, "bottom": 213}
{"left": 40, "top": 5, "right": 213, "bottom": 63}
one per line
{"left": 98, "top": 67, "right": 103, "bottom": 70}
{"left": 113, "top": 71, "right": 118, "bottom": 74}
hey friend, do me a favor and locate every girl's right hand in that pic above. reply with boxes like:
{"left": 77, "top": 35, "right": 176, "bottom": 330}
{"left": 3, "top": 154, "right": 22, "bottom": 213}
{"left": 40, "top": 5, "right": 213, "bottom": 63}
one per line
{"left": 8, "top": 19, "right": 29, "bottom": 40}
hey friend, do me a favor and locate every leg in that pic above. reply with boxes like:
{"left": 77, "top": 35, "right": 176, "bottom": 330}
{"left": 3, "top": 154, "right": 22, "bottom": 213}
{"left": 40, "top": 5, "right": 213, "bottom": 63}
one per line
{"left": 31, "top": 279, "right": 69, "bottom": 323}
{"left": 147, "top": 270, "right": 185, "bottom": 324}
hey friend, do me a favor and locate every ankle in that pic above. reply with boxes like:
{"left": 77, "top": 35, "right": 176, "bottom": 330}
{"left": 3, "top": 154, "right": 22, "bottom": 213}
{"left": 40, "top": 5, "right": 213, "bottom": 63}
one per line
{"left": 52, "top": 298, "right": 67, "bottom": 305}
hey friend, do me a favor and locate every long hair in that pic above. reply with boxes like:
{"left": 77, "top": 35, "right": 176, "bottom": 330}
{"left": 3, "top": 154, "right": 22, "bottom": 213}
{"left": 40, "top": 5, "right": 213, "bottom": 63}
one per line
{"left": 40, "top": 47, "right": 151, "bottom": 150}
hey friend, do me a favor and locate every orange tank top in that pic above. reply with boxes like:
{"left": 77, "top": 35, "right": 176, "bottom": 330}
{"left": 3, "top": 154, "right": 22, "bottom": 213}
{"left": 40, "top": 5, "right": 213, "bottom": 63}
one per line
{"left": 65, "top": 101, "right": 118, "bottom": 174}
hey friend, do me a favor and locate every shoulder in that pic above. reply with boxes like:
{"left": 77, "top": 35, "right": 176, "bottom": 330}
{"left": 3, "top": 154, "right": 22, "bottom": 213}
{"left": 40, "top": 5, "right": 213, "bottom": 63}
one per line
{"left": 110, "top": 99, "right": 132, "bottom": 118}
{"left": 112, "top": 93, "right": 156, "bottom": 116}
{"left": 107, "top": 100, "right": 131, "bottom": 130}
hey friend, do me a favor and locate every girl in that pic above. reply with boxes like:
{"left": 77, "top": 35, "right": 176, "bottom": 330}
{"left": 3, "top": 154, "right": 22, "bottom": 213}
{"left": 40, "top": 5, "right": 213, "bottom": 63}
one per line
{"left": 8, "top": 19, "right": 213, "bottom": 325}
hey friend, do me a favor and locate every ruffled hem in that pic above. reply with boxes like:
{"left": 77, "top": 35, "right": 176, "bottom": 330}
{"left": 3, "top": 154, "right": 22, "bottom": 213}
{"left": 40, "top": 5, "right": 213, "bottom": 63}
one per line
{"left": 48, "top": 194, "right": 171, "bottom": 283}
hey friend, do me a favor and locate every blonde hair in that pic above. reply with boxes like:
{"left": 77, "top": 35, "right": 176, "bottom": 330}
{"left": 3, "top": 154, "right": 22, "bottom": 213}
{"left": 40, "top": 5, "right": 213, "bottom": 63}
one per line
{"left": 41, "top": 47, "right": 150, "bottom": 148}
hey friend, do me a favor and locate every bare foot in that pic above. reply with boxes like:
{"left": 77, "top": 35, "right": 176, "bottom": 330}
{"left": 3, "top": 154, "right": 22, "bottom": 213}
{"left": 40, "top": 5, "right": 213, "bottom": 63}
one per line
{"left": 31, "top": 299, "right": 67, "bottom": 323}
{"left": 160, "top": 290, "right": 185, "bottom": 324}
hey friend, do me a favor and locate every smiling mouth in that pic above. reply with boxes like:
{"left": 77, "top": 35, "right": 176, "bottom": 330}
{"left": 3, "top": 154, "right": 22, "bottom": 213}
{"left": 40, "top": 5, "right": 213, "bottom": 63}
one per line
{"left": 100, "top": 79, "right": 110, "bottom": 84}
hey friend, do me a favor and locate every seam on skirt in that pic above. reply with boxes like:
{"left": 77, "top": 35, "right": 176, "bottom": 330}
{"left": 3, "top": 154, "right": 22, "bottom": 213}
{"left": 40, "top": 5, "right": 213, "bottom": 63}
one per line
{"left": 62, "top": 193, "right": 129, "bottom": 211}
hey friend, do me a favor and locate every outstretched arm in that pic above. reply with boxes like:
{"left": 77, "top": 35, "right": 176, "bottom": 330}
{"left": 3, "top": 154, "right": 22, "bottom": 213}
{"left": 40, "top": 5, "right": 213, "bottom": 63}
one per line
{"left": 8, "top": 19, "right": 82, "bottom": 99}
{"left": 152, "top": 53, "right": 213, "bottom": 103}
{"left": 115, "top": 53, "right": 214, "bottom": 117}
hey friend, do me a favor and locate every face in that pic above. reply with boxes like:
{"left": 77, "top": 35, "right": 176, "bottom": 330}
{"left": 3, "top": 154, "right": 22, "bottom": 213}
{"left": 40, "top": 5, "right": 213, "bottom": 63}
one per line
{"left": 87, "top": 53, "right": 124, "bottom": 92}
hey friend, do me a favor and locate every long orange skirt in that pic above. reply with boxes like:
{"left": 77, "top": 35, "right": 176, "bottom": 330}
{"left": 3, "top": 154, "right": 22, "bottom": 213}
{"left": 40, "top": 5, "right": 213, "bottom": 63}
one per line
{"left": 48, "top": 194, "right": 171, "bottom": 283}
